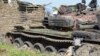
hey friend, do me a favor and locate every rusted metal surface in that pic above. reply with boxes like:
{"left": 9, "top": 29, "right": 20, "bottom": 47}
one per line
{"left": 58, "top": 4, "right": 97, "bottom": 25}
{"left": 61, "top": 13, "right": 97, "bottom": 24}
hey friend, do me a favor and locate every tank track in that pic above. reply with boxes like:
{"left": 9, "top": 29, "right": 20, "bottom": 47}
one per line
{"left": 8, "top": 31, "right": 73, "bottom": 43}
{"left": 72, "top": 31, "right": 100, "bottom": 43}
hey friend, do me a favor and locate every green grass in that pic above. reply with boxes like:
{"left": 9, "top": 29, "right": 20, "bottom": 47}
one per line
{"left": 0, "top": 42, "right": 57, "bottom": 56}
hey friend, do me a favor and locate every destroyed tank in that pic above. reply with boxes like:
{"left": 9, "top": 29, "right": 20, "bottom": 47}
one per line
{"left": 43, "top": 5, "right": 97, "bottom": 31}
{"left": 4, "top": 0, "right": 100, "bottom": 55}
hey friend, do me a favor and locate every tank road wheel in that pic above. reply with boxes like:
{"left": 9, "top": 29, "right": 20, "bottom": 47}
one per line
{"left": 58, "top": 48, "right": 67, "bottom": 56}
{"left": 33, "top": 43, "right": 45, "bottom": 52}
{"left": 45, "top": 46, "right": 57, "bottom": 53}
{"left": 13, "top": 38, "right": 24, "bottom": 48}
{"left": 23, "top": 41, "right": 33, "bottom": 49}
{"left": 58, "top": 48, "right": 67, "bottom": 53}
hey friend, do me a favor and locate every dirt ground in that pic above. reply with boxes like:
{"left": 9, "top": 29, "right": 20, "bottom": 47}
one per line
{"left": 75, "top": 43, "right": 100, "bottom": 56}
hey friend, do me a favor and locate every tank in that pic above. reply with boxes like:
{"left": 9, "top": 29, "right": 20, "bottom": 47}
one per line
{"left": 43, "top": 5, "right": 97, "bottom": 31}
{"left": 3, "top": 0, "right": 100, "bottom": 56}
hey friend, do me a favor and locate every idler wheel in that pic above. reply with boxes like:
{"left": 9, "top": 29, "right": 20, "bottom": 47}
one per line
{"left": 13, "top": 38, "right": 24, "bottom": 48}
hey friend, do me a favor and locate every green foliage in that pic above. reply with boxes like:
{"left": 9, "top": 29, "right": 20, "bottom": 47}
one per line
{"left": 0, "top": 43, "right": 33, "bottom": 56}
{"left": 0, "top": 42, "right": 56, "bottom": 56}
